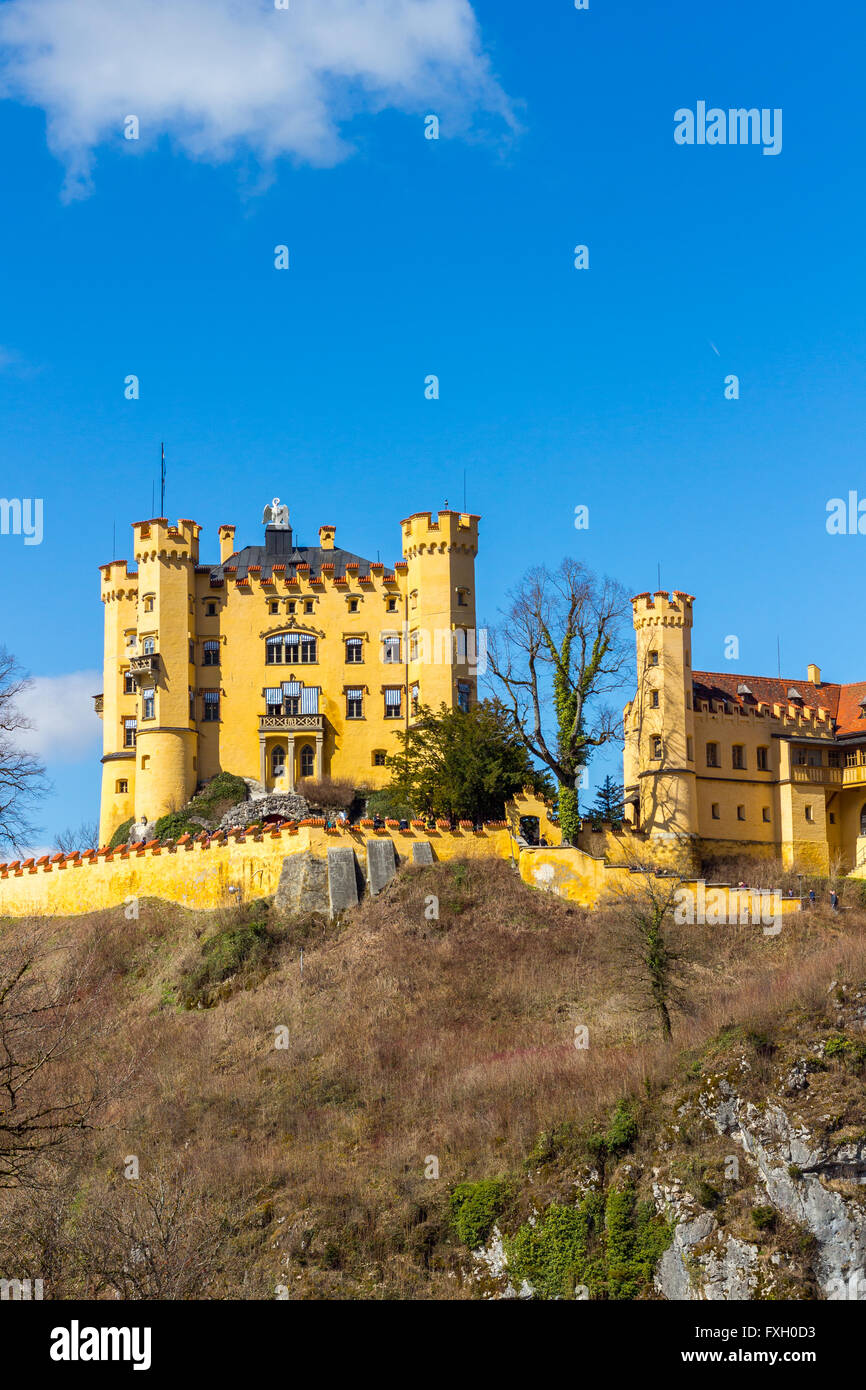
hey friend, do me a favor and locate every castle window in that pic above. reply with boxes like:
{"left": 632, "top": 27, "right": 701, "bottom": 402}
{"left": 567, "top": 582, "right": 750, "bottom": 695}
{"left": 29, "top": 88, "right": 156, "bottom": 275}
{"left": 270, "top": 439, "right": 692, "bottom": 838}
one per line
{"left": 805, "top": 804, "right": 814, "bottom": 823}
{"left": 142, "top": 636, "right": 155, "bottom": 655}
{"left": 287, "top": 601, "right": 296, "bottom": 614}
{"left": 206, "top": 602, "right": 217, "bottom": 617}
{"left": 410, "top": 590, "right": 418, "bottom": 609}
{"left": 387, "top": 598, "right": 397, "bottom": 613}
{"left": 796, "top": 749, "right": 808, "bottom": 766}
{"left": 757, "top": 746, "right": 769, "bottom": 771}
{"left": 373, "top": 750, "right": 387, "bottom": 767}
{"left": 203, "top": 690, "right": 220, "bottom": 722}
{"left": 123, "top": 718, "right": 137, "bottom": 748}
{"left": 732, "top": 745, "right": 745, "bottom": 769}
{"left": 383, "top": 635, "right": 401, "bottom": 664}
{"left": 269, "top": 600, "right": 279, "bottom": 614}
{"left": 143, "top": 596, "right": 154, "bottom": 613}
{"left": 411, "top": 682, "right": 421, "bottom": 714}
{"left": 737, "top": 805, "right": 745, "bottom": 821}
{"left": 457, "top": 681, "right": 470, "bottom": 713}
{"left": 763, "top": 807, "right": 771, "bottom": 823}
{"left": 686, "top": 691, "right": 692, "bottom": 710}
{"left": 457, "top": 588, "right": 469, "bottom": 607}
{"left": 116, "top": 779, "right": 128, "bottom": 795}
{"left": 189, "top": 687, "right": 194, "bottom": 719}
{"left": 346, "top": 688, "right": 363, "bottom": 719}
{"left": 203, "top": 640, "right": 220, "bottom": 667}
{"left": 687, "top": 736, "right": 693, "bottom": 761}
{"left": 711, "top": 803, "right": 720, "bottom": 819}
{"left": 410, "top": 631, "right": 420, "bottom": 661}
{"left": 651, "top": 735, "right": 662, "bottom": 759}
{"left": 142, "top": 688, "right": 155, "bottom": 721}
{"left": 648, "top": 651, "right": 659, "bottom": 666}
{"left": 300, "top": 636, "right": 317, "bottom": 664}
{"left": 345, "top": 637, "right": 363, "bottom": 664}
{"left": 828, "top": 751, "right": 840, "bottom": 768}
{"left": 271, "top": 745, "right": 286, "bottom": 778}
{"left": 706, "top": 742, "right": 719, "bottom": 768}
{"left": 189, "top": 641, "right": 194, "bottom": 664}
{"left": 385, "top": 688, "right": 402, "bottom": 718}
{"left": 300, "top": 745, "right": 315, "bottom": 778}
{"left": 348, "top": 598, "right": 359, "bottom": 613}
{"left": 123, "top": 670, "right": 135, "bottom": 694}
{"left": 265, "top": 686, "right": 283, "bottom": 715}
{"left": 829, "top": 811, "right": 836, "bottom": 825}
{"left": 304, "top": 600, "right": 314, "bottom": 614}
{"left": 651, "top": 690, "right": 659, "bottom": 708}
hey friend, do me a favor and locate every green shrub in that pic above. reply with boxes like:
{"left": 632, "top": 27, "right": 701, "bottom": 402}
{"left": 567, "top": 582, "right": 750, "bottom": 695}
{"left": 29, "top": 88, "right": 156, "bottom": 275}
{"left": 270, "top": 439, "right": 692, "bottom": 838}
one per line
{"left": 605, "top": 1098, "right": 639, "bottom": 1155}
{"left": 108, "top": 817, "right": 134, "bottom": 850}
{"left": 824, "top": 1035, "right": 866, "bottom": 1071}
{"left": 178, "top": 919, "right": 274, "bottom": 1008}
{"left": 505, "top": 1186, "right": 670, "bottom": 1300}
{"left": 751, "top": 1205, "right": 777, "bottom": 1231}
{"left": 449, "top": 1179, "right": 511, "bottom": 1250}
{"left": 189, "top": 772, "right": 248, "bottom": 819}
{"left": 154, "top": 810, "right": 206, "bottom": 842}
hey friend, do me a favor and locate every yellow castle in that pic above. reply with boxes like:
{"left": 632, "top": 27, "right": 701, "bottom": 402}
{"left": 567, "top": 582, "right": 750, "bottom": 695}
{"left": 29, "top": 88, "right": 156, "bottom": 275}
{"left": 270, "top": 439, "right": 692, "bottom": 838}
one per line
{"left": 95, "top": 502, "right": 480, "bottom": 845}
{"left": 623, "top": 590, "right": 866, "bottom": 875}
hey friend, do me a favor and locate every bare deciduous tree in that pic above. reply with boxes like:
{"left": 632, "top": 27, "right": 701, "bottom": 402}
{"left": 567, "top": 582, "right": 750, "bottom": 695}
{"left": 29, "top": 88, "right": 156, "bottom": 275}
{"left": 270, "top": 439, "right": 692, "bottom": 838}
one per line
{"left": 0, "top": 931, "right": 100, "bottom": 1188}
{"left": 55, "top": 821, "right": 99, "bottom": 855}
{"left": 602, "top": 869, "right": 691, "bottom": 1040}
{"left": 487, "top": 560, "right": 631, "bottom": 841}
{"left": 0, "top": 647, "right": 48, "bottom": 854}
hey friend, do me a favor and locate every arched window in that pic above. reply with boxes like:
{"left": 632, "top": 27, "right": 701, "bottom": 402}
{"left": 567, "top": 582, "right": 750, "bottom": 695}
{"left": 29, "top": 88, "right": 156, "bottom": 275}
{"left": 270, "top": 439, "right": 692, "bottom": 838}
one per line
{"left": 860, "top": 804, "right": 866, "bottom": 836}
{"left": 271, "top": 745, "right": 286, "bottom": 778}
{"left": 300, "top": 744, "right": 315, "bottom": 778}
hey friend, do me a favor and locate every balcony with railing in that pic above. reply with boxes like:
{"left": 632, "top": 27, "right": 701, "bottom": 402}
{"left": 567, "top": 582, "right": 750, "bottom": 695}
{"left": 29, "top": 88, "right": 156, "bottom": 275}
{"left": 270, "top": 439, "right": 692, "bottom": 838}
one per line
{"left": 792, "top": 764, "right": 842, "bottom": 785}
{"left": 129, "top": 653, "right": 160, "bottom": 681}
{"left": 258, "top": 712, "right": 324, "bottom": 734}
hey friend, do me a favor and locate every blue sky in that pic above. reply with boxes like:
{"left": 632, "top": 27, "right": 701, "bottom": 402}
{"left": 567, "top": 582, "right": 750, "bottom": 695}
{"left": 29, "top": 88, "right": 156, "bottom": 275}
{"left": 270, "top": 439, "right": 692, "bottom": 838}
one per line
{"left": 0, "top": 0, "right": 864, "bottom": 846}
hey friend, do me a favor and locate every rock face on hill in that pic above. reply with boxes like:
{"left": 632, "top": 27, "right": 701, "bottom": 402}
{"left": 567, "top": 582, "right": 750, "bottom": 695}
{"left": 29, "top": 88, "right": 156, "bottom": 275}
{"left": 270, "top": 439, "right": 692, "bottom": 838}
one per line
{"left": 470, "top": 982, "right": 866, "bottom": 1300}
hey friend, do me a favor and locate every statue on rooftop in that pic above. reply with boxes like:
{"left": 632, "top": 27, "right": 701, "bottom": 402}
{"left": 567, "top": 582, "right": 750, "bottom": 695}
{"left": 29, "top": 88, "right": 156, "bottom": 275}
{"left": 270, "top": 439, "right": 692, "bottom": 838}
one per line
{"left": 262, "top": 497, "right": 290, "bottom": 528}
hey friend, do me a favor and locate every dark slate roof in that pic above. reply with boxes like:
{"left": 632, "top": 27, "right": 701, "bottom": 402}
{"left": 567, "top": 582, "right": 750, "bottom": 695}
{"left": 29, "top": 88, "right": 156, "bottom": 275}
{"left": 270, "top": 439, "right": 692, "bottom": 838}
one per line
{"left": 210, "top": 543, "right": 379, "bottom": 583}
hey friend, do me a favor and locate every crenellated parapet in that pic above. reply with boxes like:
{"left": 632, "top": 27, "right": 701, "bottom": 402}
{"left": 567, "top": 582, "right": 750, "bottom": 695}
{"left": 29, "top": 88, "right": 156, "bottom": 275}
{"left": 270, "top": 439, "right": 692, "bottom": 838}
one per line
{"left": 133, "top": 517, "right": 201, "bottom": 564}
{"left": 632, "top": 590, "right": 694, "bottom": 630}
{"left": 401, "top": 510, "right": 479, "bottom": 558}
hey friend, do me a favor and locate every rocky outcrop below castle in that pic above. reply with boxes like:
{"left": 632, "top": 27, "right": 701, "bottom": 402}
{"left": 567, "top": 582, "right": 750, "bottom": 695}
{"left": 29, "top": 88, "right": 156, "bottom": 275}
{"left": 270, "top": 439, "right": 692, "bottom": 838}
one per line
{"left": 466, "top": 981, "right": 866, "bottom": 1300}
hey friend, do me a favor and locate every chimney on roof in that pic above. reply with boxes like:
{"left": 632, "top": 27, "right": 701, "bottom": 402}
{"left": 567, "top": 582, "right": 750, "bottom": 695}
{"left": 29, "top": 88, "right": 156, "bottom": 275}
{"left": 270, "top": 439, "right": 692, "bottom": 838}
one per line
{"left": 807, "top": 663, "right": 821, "bottom": 686}
{"left": 319, "top": 525, "right": 336, "bottom": 551}
{"left": 218, "top": 525, "right": 235, "bottom": 565}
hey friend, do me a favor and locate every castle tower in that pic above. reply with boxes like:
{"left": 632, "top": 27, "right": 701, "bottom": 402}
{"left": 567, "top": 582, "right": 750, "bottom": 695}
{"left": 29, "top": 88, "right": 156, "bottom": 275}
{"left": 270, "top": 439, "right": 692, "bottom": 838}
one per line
{"left": 627, "top": 591, "right": 697, "bottom": 843}
{"left": 400, "top": 511, "right": 480, "bottom": 714}
{"left": 129, "top": 518, "right": 201, "bottom": 828}
{"left": 97, "top": 561, "right": 139, "bottom": 844}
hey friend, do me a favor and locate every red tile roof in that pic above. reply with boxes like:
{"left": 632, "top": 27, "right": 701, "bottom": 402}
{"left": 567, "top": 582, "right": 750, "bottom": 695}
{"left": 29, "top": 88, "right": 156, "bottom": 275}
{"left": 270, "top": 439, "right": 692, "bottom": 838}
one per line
{"left": 692, "top": 671, "right": 866, "bottom": 738}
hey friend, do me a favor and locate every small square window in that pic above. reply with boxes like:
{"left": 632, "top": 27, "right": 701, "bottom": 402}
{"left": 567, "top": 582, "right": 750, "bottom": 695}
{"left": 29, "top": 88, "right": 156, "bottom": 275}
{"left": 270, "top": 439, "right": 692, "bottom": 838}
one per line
{"left": 288, "top": 601, "right": 296, "bottom": 614}
{"left": 711, "top": 803, "right": 720, "bottom": 820}
{"left": 348, "top": 598, "right": 359, "bottom": 613}
{"left": 304, "top": 600, "right": 314, "bottom": 614}
{"left": 805, "top": 805, "right": 814, "bottom": 823}
{"left": 116, "top": 779, "right": 128, "bottom": 795}
{"left": 270, "top": 600, "right": 279, "bottom": 614}
{"left": 206, "top": 602, "right": 217, "bottom": 617}
{"left": 387, "top": 598, "right": 397, "bottom": 612}
{"left": 762, "top": 807, "right": 771, "bottom": 823}
{"left": 373, "top": 750, "right": 386, "bottom": 767}
{"left": 648, "top": 651, "right": 659, "bottom": 666}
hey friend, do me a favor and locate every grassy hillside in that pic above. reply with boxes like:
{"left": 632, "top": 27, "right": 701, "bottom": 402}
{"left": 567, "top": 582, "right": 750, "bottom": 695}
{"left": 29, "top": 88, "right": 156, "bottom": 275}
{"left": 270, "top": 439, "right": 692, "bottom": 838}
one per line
{"left": 1, "top": 858, "right": 864, "bottom": 1299}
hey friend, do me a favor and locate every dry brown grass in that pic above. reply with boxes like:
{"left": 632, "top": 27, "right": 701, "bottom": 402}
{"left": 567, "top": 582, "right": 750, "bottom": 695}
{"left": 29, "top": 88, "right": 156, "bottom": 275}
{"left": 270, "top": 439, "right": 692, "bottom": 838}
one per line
{"left": 1, "top": 857, "right": 864, "bottom": 1298}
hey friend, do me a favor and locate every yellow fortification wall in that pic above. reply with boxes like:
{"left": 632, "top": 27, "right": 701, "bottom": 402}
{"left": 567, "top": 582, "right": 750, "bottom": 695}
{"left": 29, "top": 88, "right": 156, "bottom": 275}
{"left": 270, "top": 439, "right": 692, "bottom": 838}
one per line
{"left": 0, "top": 821, "right": 801, "bottom": 923}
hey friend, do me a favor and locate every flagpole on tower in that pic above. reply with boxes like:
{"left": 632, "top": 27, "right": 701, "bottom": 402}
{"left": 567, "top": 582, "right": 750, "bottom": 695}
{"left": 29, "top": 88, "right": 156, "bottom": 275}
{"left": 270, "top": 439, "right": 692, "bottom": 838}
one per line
{"left": 160, "top": 442, "right": 166, "bottom": 516}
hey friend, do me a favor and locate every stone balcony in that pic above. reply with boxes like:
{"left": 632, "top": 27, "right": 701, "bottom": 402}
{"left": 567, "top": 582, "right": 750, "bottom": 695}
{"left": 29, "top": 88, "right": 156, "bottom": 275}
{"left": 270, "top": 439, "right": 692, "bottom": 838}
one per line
{"left": 258, "top": 713, "right": 324, "bottom": 733}
{"left": 129, "top": 653, "right": 160, "bottom": 681}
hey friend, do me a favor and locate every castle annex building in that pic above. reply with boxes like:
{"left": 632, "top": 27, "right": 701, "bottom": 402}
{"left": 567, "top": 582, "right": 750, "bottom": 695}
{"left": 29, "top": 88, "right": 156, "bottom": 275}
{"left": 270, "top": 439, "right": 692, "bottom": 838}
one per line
{"left": 623, "top": 591, "right": 866, "bottom": 874}
{"left": 95, "top": 504, "right": 479, "bottom": 844}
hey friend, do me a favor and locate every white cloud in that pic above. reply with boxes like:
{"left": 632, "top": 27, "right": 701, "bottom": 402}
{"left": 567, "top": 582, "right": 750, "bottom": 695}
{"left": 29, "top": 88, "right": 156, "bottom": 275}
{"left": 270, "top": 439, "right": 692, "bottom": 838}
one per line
{"left": 0, "top": 0, "right": 515, "bottom": 199}
{"left": 15, "top": 670, "right": 102, "bottom": 764}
